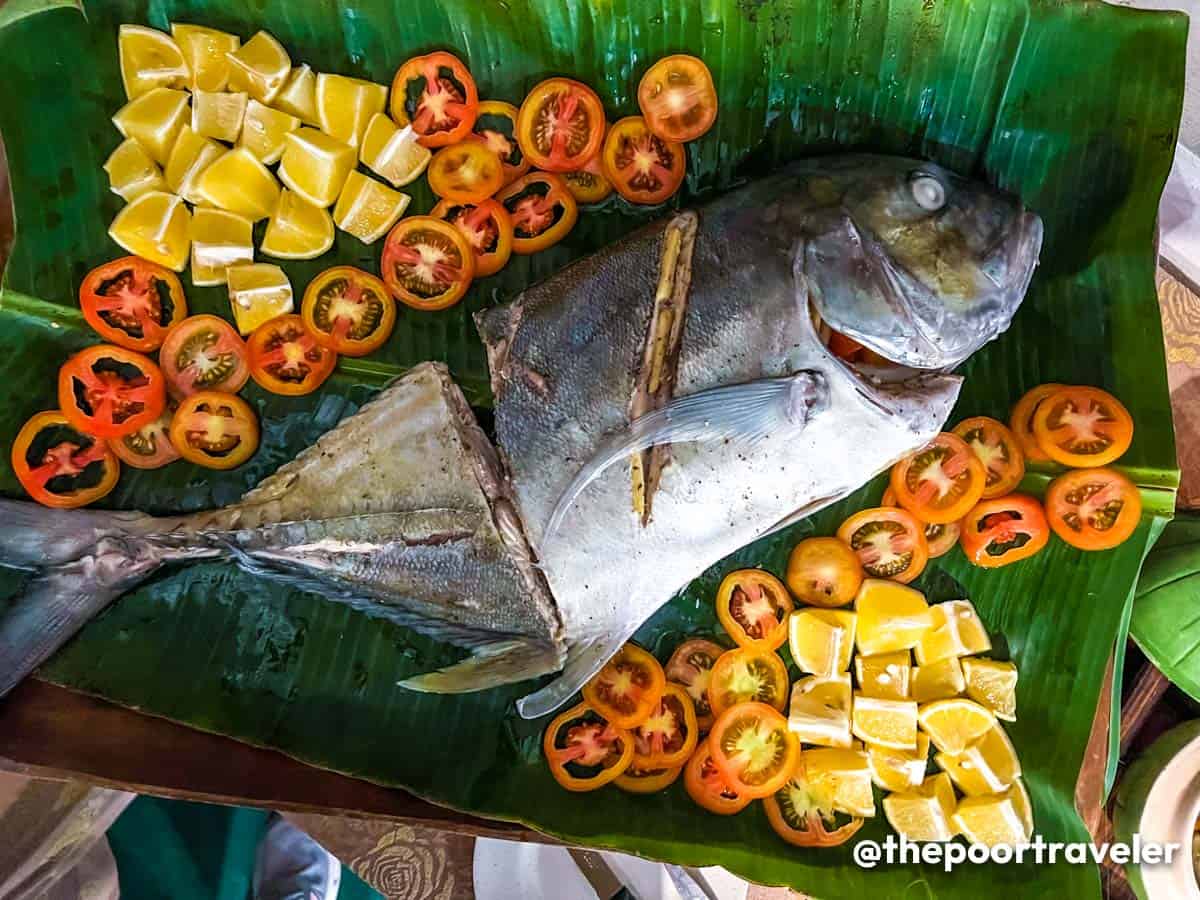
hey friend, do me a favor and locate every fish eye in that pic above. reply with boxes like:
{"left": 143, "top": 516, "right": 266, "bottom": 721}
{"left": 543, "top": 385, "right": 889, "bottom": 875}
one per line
{"left": 910, "top": 174, "right": 946, "bottom": 212}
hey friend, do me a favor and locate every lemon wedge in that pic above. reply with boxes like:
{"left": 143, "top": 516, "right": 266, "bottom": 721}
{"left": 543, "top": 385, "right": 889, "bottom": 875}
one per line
{"left": 237, "top": 99, "right": 300, "bottom": 165}
{"left": 191, "top": 89, "right": 247, "bottom": 143}
{"left": 851, "top": 694, "right": 918, "bottom": 750}
{"left": 953, "top": 791, "right": 1029, "bottom": 847}
{"left": 332, "top": 170, "right": 410, "bottom": 244}
{"left": 802, "top": 747, "right": 875, "bottom": 817}
{"left": 195, "top": 147, "right": 280, "bottom": 221}
{"left": 164, "top": 126, "right": 223, "bottom": 204}
{"left": 360, "top": 116, "right": 431, "bottom": 187}
{"left": 1007, "top": 779, "right": 1034, "bottom": 836}
{"left": 119, "top": 24, "right": 189, "bottom": 99}
{"left": 962, "top": 657, "right": 1018, "bottom": 722}
{"left": 171, "top": 23, "right": 239, "bottom": 91}
{"left": 227, "top": 263, "right": 294, "bottom": 335}
{"left": 935, "top": 723, "right": 1021, "bottom": 795}
{"left": 867, "top": 733, "right": 929, "bottom": 792}
{"left": 316, "top": 73, "right": 388, "bottom": 150}
{"left": 915, "top": 600, "right": 992, "bottom": 665}
{"left": 108, "top": 190, "right": 191, "bottom": 271}
{"left": 787, "top": 673, "right": 852, "bottom": 748}
{"left": 274, "top": 65, "right": 319, "bottom": 125}
{"left": 911, "top": 656, "right": 966, "bottom": 703}
{"left": 260, "top": 189, "right": 335, "bottom": 260}
{"left": 278, "top": 128, "right": 355, "bottom": 207}
{"left": 882, "top": 772, "right": 958, "bottom": 842}
{"left": 855, "top": 579, "right": 932, "bottom": 656}
{"left": 854, "top": 650, "right": 911, "bottom": 700}
{"left": 112, "top": 87, "right": 191, "bottom": 165}
{"left": 225, "top": 31, "right": 290, "bottom": 104}
{"left": 918, "top": 698, "right": 995, "bottom": 755}
{"left": 789, "top": 608, "right": 856, "bottom": 676}
{"left": 103, "top": 138, "right": 166, "bottom": 201}
{"left": 190, "top": 208, "right": 254, "bottom": 287}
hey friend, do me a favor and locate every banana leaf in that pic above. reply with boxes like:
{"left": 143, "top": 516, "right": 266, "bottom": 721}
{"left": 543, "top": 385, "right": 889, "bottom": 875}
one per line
{"left": 0, "top": 0, "right": 1185, "bottom": 897}
{"left": 1132, "top": 514, "right": 1200, "bottom": 700}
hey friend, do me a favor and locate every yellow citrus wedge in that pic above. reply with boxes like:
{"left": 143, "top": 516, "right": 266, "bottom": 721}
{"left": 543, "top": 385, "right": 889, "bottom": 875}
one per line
{"left": 238, "top": 100, "right": 300, "bottom": 165}
{"left": 194, "top": 147, "right": 281, "bottom": 221}
{"left": 952, "top": 791, "right": 1029, "bottom": 847}
{"left": 278, "top": 128, "right": 355, "bottom": 207}
{"left": 108, "top": 190, "right": 191, "bottom": 271}
{"left": 190, "top": 208, "right": 254, "bottom": 287}
{"left": 935, "top": 723, "right": 1021, "bottom": 795}
{"left": 225, "top": 30, "right": 290, "bottom": 104}
{"left": 103, "top": 138, "right": 166, "bottom": 201}
{"left": 911, "top": 656, "right": 966, "bottom": 704}
{"left": 164, "top": 126, "right": 223, "bottom": 205}
{"left": 332, "top": 170, "right": 410, "bottom": 244}
{"left": 789, "top": 608, "right": 857, "bottom": 676}
{"left": 119, "top": 24, "right": 189, "bottom": 99}
{"left": 851, "top": 694, "right": 918, "bottom": 750}
{"left": 112, "top": 87, "right": 191, "bottom": 165}
{"left": 882, "top": 772, "right": 958, "bottom": 842}
{"left": 802, "top": 747, "right": 875, "bottom": 818}
{"left": 227, "top": 263, "right": 294, "bottom": 335}
{"left": 273, "top": 65, "right": 319, "bottom": 125}
{"left": 854, "top": 579, "right": 932, "bottom": 655}
{"left": 1007, "top": 779, "right": 1034, "bottom": 837}
{"left": 787, "top": 672, "right": 852, "bottom": 748}
{"left": 360, "top": 116, "right": 431, "bottom": 187}
{"left": 867, "top": 732, "right": 929, "bottom": 792}
{"left": 191, "top": 89, "right": 247, "bottom": 143}
{"left": 854, "top": 650, "right": 911, "bottom": 701}
{"left": 260, "top": 189, "right": 335, "bottom": 260}
{"left": 915, "top": 600, "right": 992, "bottom": 665}
{"left": 962, "top": 657, "right": 1018, "bottom": 722}
{"left": 171, "top": 23, "right": 239, "bottom": 91}
{"left": 918, "top": 698, "right": 995, "bottom": 756}
{"left": 316, "top": 73, "right": 388, "bottom": 150}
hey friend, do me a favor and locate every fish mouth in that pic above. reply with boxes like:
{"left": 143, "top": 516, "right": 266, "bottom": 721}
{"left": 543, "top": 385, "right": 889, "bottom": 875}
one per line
{"left": 808, "top": 301, "right": 929, "bottom": 386}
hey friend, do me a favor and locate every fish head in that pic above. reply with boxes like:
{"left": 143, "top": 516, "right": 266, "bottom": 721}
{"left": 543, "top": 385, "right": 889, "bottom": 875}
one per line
{"left": 799, "top": 155, "right": 1043, "bottom": 370}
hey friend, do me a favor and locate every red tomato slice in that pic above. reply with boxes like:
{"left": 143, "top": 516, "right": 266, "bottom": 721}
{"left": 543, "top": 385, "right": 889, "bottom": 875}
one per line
{"left": 881, "top": 485, "right": 961, "bottom": 559}
{"left": 543, "top": 702, "right": 634, "bottom": 792}
{"left": 108, "top": 404, "right": 179, "bottom": 469}
{"left": 381, "top": 215, "right": 476, "bottom": 310}
{"left": 836, "top": 506, "right": 930, "bottom": 583}
{"left": 707, "top": 646, "right": 789, "bottom": 719}
{"left": 683, "top": 742, "right": 751, "bottom": 815}
{"left": 637, "top": 54, "right": 718, "bottom": 142}
{"left": 715, "top": 568, "right": 793, "bottom": 650}
{"left": 496, "top": 172, "right": 578, "bottom": 255}
{"left": 300, "top": 267, "right": 396, "bottom": 357}
{"left": 1032, "top": 386, "right": 1134, "bottom": 468}
{"left": 58, "top": 344, "right": 166, "bottom": 438}
{"left": 246, "top": 314, "right": 337, "bottom": 396}
{"left": 664, "top": 638, "right": 724, "bottom": 732}
{"left": 708, "top": 701, "right": 801, "bottom": 800}
{"left": 389, "top": 51, "right": 479, "bottom": 148}
{"left": 430, "top": 198, "right": 514, "bottom": 278}
{"left": 952, "top": 416, "right": 1026, "bottom": 499}
{"left": 159, "top": 315, "right": 250, "bottom": 399}
{"left": 602, "top": 116, "right": 685, "bottom": 205}
{"left": 516, "top": 77, "right": 606, "bottom": 172}
{"left": 79, "top": 256, "right": 187, "bottom": 352}
{"left": 581, "top": 643, "right": 667, "bottom": 730}
{"left": 1045, "top": 467, "right": 1142, "bottom": 551}
{"left": 890, "top": 432, "right": 987, "bottom": 524}
{"left": 11, "top": 410, "right": 120, "bottom": 508}
{"left": 959, "top": 494, "right": 1050, "bottom": 567}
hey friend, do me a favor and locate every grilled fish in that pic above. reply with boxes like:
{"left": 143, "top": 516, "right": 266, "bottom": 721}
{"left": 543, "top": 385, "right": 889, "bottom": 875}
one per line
{"left": 0, "top": 155, "right": 1041, "bottom": 714}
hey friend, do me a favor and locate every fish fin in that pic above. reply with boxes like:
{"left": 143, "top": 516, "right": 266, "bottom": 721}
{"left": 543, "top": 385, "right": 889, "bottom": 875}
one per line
{"left": 398, "top": 639, "right": 563, "bottom": 693}
{"left": 0, "top": 498, "right": 158, "bottom": 568}
{"left": 542, "top": 372, "right": 829, "bottom": 546}
{"left": 515, "top": 630, "right": 642, "bottom": 720}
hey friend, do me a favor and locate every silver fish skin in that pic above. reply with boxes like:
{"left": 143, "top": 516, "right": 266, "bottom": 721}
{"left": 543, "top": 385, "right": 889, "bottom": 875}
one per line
{"left": 475, "top": 155, "right": 1042, "bottom": 719}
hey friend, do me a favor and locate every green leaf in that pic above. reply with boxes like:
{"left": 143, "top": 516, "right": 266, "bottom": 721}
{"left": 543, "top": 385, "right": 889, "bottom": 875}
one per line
{"left": 1132, "top": 515, "right": 1200, "bottom": 701}
{"left": 0, "top": 0, "right": 1185, "bottom": 898}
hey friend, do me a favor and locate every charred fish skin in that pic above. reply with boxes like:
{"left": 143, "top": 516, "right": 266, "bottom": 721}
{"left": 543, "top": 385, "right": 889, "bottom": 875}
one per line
{"left": 479, "top": 157, "right": 1041, "bottom": 719}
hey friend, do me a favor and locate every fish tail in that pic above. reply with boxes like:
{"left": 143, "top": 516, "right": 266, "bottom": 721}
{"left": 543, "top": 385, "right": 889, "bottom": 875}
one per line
{"left": 398, "top": 639, "right": 564, "bottom": 694}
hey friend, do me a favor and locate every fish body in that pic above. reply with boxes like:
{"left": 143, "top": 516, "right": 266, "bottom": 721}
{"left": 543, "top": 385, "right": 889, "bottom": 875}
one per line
{"left": 0, "top": 155, "right": 1041, "bottom": 712}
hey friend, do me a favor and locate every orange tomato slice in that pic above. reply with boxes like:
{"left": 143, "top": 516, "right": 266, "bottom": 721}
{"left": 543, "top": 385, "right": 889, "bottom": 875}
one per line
{"left": 389, "top": 51, "right": 479, "bottom": 148}
{"left": 300, "top": 266, "right": 396, "bottom": 357}
{"left": 683, "top": 742, "right": 751, "bottom": 815}
{"left": 1009, "top": 383, "right": 1063, "bottom": 463}
{"left": 889, "top": 433, "right": 987, "bottom": 524}
{"left": 708, "top": 701, "right": 801, "bottom": 800}
{"left": 581, "top": 643, "right": 666, "bottom": 730}
{"left": 516, "top": 77, "right": 606, "bottom": 172}
{"left": 1045, "top": 467, "right": 1142, "bottom": 551}
{"left": 614, "top": 763, "right": 683, "bottom": 795}
{"left": 953, "top": 416, "right": 1026, "bottom": 499}
{"left": 630, "top": 682, "right": 700, "bottom": 769}
{"left": 496, "top": 172, "right": 578, "bottom": 254}
{"left": 380, "top": 215, "right": 476, "bottom": 310}
{"left": 246, "top": 314, "right": 337, "bottom": 396}
{"left": 11, "top": 410, "right": 120, "bottom": 508}
{"left": 715, "top": 568, "right": 793, "bottom": 650}
{"left": 427, "top": 140, "right": 505, "bottom": 203}
{"left": 79, "top": 256, "right": 187, "bottom": 352}
{"left": 58, "top": 344, "right": 167, "bottom": 439}
{"left": 881, "top": 485, "right": 960, "bottom": 559}
{"left": 959, "top": 494, "right": 1049, "bottom": 567}
{"left": 468, "top": 100, "right": 528, "bottom": 185}
{"left": 1031, "top": 386, "right": 1134, "bottom": 467}
{"left": 601, "top": 115, "right": 685, "bottom": 205}
{"left": 784, "top": 537, "right": 864, "bottom": 608}
{"left": 763, "top": 763, "right": 865, "bottom": 848}
{"left": 637, "top": 54, "right": 718, "bottom": 143}
{"left": 430, "top": 198, "right": 513, "bottom": 278}
{"left": 707, "top": 646, "right": 789, "bottom": 718}
{"left": 169, "top": 390, "right": 259, "bottom": 469}
{"left": 543, "top": 701, "right": 634, "bottom": 792}
{"left": 664, "top": 638, "right": 724, "bottom": 732}
{"left": 836, "top": 506, "right": 930, "bottom": 583}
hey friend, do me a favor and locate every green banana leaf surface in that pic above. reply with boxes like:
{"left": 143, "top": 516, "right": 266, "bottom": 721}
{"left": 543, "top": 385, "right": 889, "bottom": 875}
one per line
{"left": 0, "top": 0, "right": 1186, "bottom": 897}
{"left": 1133, "top": 514, "right": 1200, "bottom": 701}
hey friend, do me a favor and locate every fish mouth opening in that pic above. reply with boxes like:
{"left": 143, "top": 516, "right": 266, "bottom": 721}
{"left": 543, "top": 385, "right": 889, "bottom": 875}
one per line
{"left": 808, "top": 302, "right": 925, "bottom": 385}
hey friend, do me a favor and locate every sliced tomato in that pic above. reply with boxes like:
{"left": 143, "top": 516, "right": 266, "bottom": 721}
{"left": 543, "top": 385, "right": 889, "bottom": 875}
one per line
{"left": 300, "top": 267, "right": 396, "bottom": 357}
{"left": 11, "top": 410, "right": 120, "bottom": 508}
{"left": 562, "top": 153, "right": 614, "bottom": 204}
{"left": 389, "top": 51, "right": 478, "bottom": 148}
{"left": 960, "top": 494, "right": 1049, "bottom": 568}
{"left": 708, "top": 701, "right": 801, "bottom": 800}
{"left": 581, "top": 643, "right": 666, "bottom": 730}
{"left": 58, "top": 344, "right": 166, "bottom": 439}
{"left": 246, "top": 314, "right": 337, "bottom": 396}
{"left": 469, "top": 100, "right": 528, "bottom": 185}
{"left": 543, "top": 701, "right": 634, "bottom": 792}
{"left": 602, "top": 116, "right": 686, "bottom": 205}
{"left": 427, "top": 141, "right": 504, "bottom": 203}
{"left": 707, "top": 646, "right": 789, "bottom": 718}
{"left": 952, "top": 416, "right": 1026, "bottom": 499}
{"left": 515, "top": 77, "right": 606, "bottom": 172}
{"left": 496, "top": 172, "right": 578, "bottom": 254}
{"left": 715, "top": 568, "right": 793, "bottom": 650}
{"left": 1010, "top": 383, "right": 1063, "bottom": 463}
{"left": 683, "top": 742, "right": 751, "bottom": 815}
{"left": 637, "top": 54, "right": 718, "bottom": 143}
{"left": 159, "top": 315, "right": 250, "bottom": 398}
{"left": 430, "top": 198, "right": 513, "bottom": 278}
{"left": 630, "top": 683, "right": 699, "bottom": 770}
{"left": 785, "top": 537, "right": 864, "bottom": 608}
{"left": 169, "top": 390, "right": 259, "bottom": 469}
{"left": 381, "top": 215, "right": 476, "bottom": 310}
{"left": 763, "top": 766, "right": 865, "bottom": 848}
{"left": 79, "top": 256, "right": 187, "bottom": 352}
{"left": 1045, "top": 467, "right": 1142, "bottom": 551}
{"left": 881, "top": 485, "right": 960, "bottom": 559}
{"left": 1032, "top": 386, "right": 1134, "bottom": 468}
{"left": 836, "top": 506, "right": 929, "bottom": 583}
{"left": 665, "top": 638, "right": 723, "bottom": 732}
{"left": 108, "top": 404, "right": 179, "bottom": 469}
{"left": 890, "top": 432, "right": 987, "bottom": 525}
{"left": 614, "top": 763, "right": 683, "bottom": 795}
